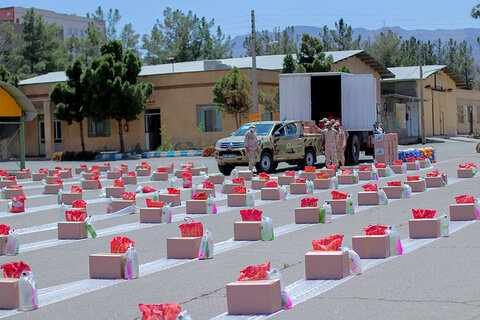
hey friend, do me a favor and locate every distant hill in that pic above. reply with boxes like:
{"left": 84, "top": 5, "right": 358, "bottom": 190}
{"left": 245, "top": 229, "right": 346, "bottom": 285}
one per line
{"left": 231, "top": 26, "right": 480, "bottom": 62}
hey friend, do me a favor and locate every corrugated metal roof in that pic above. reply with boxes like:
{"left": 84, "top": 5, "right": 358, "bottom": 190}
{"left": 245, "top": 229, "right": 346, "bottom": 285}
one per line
{"left": 18, "top": 71, "right": 68, "bottom": 85}
{"left": 384, "top": 65, "right": 466, "bottom": 87}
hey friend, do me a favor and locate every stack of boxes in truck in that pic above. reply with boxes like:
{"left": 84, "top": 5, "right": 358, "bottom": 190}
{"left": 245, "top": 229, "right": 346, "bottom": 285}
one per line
{"left": 374, "top": 134, "right": 398, "bottom": 165}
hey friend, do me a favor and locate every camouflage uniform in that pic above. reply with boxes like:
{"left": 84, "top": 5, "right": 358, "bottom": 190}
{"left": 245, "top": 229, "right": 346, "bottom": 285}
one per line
{"left": 244, "top": 127, "right": 259, "bottom": 171}
{"left": 334, "top": 124, "right": 347, "bottom": 167}
{"left": 323, "top": 124, "right": 338, "bottom": 167}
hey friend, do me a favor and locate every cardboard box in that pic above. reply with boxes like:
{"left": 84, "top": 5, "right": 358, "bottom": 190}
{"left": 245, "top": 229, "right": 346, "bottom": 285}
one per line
{"left": 238, "top": 171, "right": 253, "bottom": 180}
{"left": 82, "top": 173, "right": 96, "bottom": 180}
{"left": 318, "top": 168, "right": 336, "bottom": 177}
{"left": 48, "top": 169, "right": 59, "bottom": 176}
{"left": 337, "top": 175, "right": 356, "bottom": 184}
{"left": 406, "top": 162, "right": 419, "bottom": 171}
{"left": 174, "top": 170, "right": 187, "bottom": 178}
{"left": 357, "top": 192, "right": 379, "bottom": 206}
{"left": 195, "top": 188, "right": 216, "bottom": 198}
{"left": 376, "top": 168, "right": 388, "bottom": 177}
{"left": 111, "top": 199, "right": 135, "bottom": 212}
{"left": 81, "top": 180, "right": 99, "bottom": 190}
{"left": 98, "top": 165, "right": 110, "bottom": 172}
{"left": 45, "top": 176, "right": 57, "bottom": 184}
{"left": 294, "top": 207, "right": 319, "bottom": 224}
{"left": 382, "top": 186, "right": 402, "bottom": 199}
{"left": 44, "top": 184, "right": 62, "bottom": 194}
{"left": 329, "top": 199, "right": 347, "bottom": 214}
{"left": 0, "top": 279, "right": 19, "bottom": 309}
{"left": 223, "top": 183, "right": 243, "bottom": 194}
{"left": 0, "top": 235, "right": 7, "bottom": 255}
{"left": 226, "top": 280, "right": 282, "bottom": 315}
{"left": 89, "top": 253, "right": 125, "bottom": 279}
{"left": 166, "top": 237, "right": 202, "bottom": 259}
{"left": 290, "top": 183, "right": 307, "bottom": 194}
{"left": 59, "top": 170, "right": 72, "bottom": 179}
{"left": 151, "top": 172, "right": 168, "bottom": 181}
{"left": 425, "top": 176, "right": 444, "bottom": 188}
{"left": 449, "top": 203, "right": 478, "bottom": 221}
{"left": 32, "top": 172, "right": 47, "bottom": 181}
{"left": 313, "top": 178, "right": 333, "bottom": 189}
{"left": 140, "top": 208, "right": 163, "bottom": 223}
{"left": 352, "top": 235, "right": 390, "bottom": 259}
{"left": 233, "top": 221, "right": 262, "bottom": 240}
{"left": 300, "top": 172, "right": 317, "bottom": 180}
{"left": 0, "top": 180, "right": 15, "bottom": 188}
{"left": 418, "top": 160, "right": 429, "bottom": 168}
{"left": 121, "top": 176, "right": 137, "bottom": 185}
{"left": 105, "top": 187, "right": 125, "bottom": 198}
{"left": 405, "top": 180, "right": 426, "bottom": 192}
{"left": 156, "top": 194, "right": 181, "bottom": 207}
{"left": 209, "top": 174, "right": 225, "bottom": 184}
{"left": 186, "top": 200, "right": 207, "bottom": 214}
{"left": 75, "top": 167, "right": 88, "bottom": 175}
{"left": 61, "top": 192, "right": 82, "bottom": 205}
{"left": 2, "top": 188, "right": 24, "bottom": 199}
{"left": 107, "top": 171, "right": 122, "bottom": 179}
{"left": 278, "top": 176, "right": 294, "bottom": 185}
{"left": 137, "top": 168, "right": 151, "bottom": 176}
{"left": 457, "top": 168, "right": 473, "bottom": 178}
{"left": 163, "top": 166, "right": 174, "bottom": 174}
{"left": 305, "top": 250, "right": 350, "bottom": 280}
{"left": 358, "top": 171, "right": 372, "bottom": 180}
{"left": 119, "top": 167, "right": 128, "bottom": 175}
{"left": 390, "top": 165, "right": 406, "bottom": 174}
{"left": 251, "top": 179, "right": 267, "bottom": 190}
{"left": 409, "top": 218, "right": 440, "bottom": 238}
{"left": 16, "top": 171, "right": 29, "bottom": 179}
{"left": 227, "top": 194, "right": 246, "bottom": 207}
{"left": 58, "top": 221, "right": 88, "bottom": 239}
{"left": 261, "top": 188, "right": 280, "bottom": 200}
{"left": 190, "top": 168, "right": 203, "bottom": 176}
{"left": 199, "top": 167, "right": 208, "bottom": 174}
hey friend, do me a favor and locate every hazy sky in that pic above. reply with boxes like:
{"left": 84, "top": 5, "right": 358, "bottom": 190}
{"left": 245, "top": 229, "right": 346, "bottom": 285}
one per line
{"left": 5, "top": 0, "right": 480, "bottom": 37}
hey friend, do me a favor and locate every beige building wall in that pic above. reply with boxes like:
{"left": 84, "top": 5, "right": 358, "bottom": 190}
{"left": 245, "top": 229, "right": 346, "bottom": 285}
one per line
{"left": 456, "top": 89, "right": 480, "bottom": 134}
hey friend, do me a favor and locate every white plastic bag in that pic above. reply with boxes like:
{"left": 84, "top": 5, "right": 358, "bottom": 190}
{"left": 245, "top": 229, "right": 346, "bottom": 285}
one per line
{"left": 5, "top": 230, "right": 19, "bottom": 255}
{"left": 378, "top": 188, "right": 389, "bottom": 205}
{"left": 279, "top": 186, "right": 287, "bottom": 200}
{"left": 198, "top": 229, "right": 214, "bottom": 259}
{"left": 440, "top": 214, "right": 449, "bottom": 237}
{"left": 98, "top": 187, "right": 107, "bottom": 198}
{"left": 169, "top": 176, "right": 179, "bottom": 188}
{"left": 401, "top": 184, "right": 412, "bottom": 199}
{"left": 59, "top": 204, "right": 68, "bottom": 221}
{"left": 260, "top": 216, "right": 274, "bottom": 241}
{"left": 206, "top": 195, "right": 217, "bottom": 214}
{"left": 345, "top": 248, "right": 362, "bottom": 275}
{"left": 246, "top": 189, "right": 255, "bottom": 207}
{"left": 331, "top": 176, "right": 338, "bottom": 189}
{"left": 57, "top": 188, "right": 63, "bottom": 204}
{"left": 85, "top": 216, "right": 97, "bottom": 238}
{"left": 162, "top": 203, "right": 173, "bottom": 223}
{"left": 190, "top": 184, "right": 198, "bottom": 199}
{"left": 346, "top": 194, "right": 354, "bottom": 214}
{"left": 124, "top": 246, "right": 139, "bottom": 279}
{"left": 18, "top": 270, "right": 38, "bottom": 311}
{"left": 267, "top": 268, "right": 292, "bottom": 309}
{"left": 320, "top": 202, "right": 332, "bottom": 223}
{"left": 230, "top": 168, "right": 238, "bottom": 180}
{"left": 385, "top": 225, "right": 402, "bottom": 256}
{"left": 176, "top": 310, "right": 194, "bottom": 320}
{"left": 371, "top": 167, "right": 379, "bottom": 180}
{"left": 353, "top": 170, "right": 359, "bottom": 184}
{"left": 306, "top": 180, "right": 314, "bottom": 194}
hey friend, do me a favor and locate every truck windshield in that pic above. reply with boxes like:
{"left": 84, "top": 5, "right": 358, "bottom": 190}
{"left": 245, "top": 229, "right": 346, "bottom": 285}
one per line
{"left": 234, "top": 124, "right": 274, "bottom": 136}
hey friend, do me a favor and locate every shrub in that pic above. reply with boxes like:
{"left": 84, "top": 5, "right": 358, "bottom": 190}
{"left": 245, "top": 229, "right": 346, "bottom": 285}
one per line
{"left": 202, "top": 145, "right": 215, "bottom": 157}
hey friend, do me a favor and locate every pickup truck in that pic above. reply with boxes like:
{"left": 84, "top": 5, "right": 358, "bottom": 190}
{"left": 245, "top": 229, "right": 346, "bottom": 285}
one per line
{"left": 214, "top": 120, "right": 323, "bottom": 175}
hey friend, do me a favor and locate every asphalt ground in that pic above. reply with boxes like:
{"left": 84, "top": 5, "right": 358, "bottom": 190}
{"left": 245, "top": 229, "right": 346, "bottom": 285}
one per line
{"left": 0, "top": 138, "right": 479, "bottom": 319}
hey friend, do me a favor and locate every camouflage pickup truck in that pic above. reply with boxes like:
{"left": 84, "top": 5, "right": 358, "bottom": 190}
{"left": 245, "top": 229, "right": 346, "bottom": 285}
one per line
{"left": 214, "top": 121, "right": 323, "bottom": 175}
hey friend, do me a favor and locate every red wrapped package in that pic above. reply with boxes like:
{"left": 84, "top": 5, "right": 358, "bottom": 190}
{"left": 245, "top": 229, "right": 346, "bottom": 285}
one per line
{"left": 72, "top": 200, "right": 87, "bottom": 208}
{"left": 363, "top": 224, "right": 388, "bottom": 235}
{"left": 327, "top": 165, "right": 336, "bottom": 170}
{"left": 232, "top": 178, "right": 245, "bottom": 185}
{"left": 387, "top": 181, "right": 402, "bottom": 187}
{"left": 193, "top": 192, "right": 208, "bottom": 200}
{"left": 80, "top": 165, "right": 88, "bottom": 168}
{"left": 238, "top": 261, "right": 270, "bottom": 281}
{"left": 122, "top": 192, "right": 136, "bottom": 200}
{"left": 54, "top": 167, "right": 62, "bottom": 170}
{"left": 265, "top": 181, "right": 278, "bottom": 188}
{"left": 295, "top": 178, "right": 306, "bottom": 183}
{"left": 88, "top": 176, "right": 99, "bottom": 180}
{"left": 114, "top": 180, "right": 124, "bottom": 187}
{"left": 141, "top": 161, "right": 149, "bottom": 166}
{"left": 52, "top": 179, "right": 63, "bottom": 185}
{"left": 138, "top": 303, "right": 182, "bottom": 320}
{"left": 203, "top": 181, "right": 214, "bottom": 189}
{"left": 167, "top": 163, "right": 174, "bottom": 168}
{"left": 143, "top": 165, "right": 152, "bottom": 170}
{"left": 240, "top": 209, "right": 262, "bottom": 221}
{"left": 393, "top": 160, "right": 403, "bottom": 165}
{"left": 157, "top": 167, "right": 167, "bottom": 173}
{"left": 305, "top": 166, "right": 316, "bottom": 173}
{"left": 1, "top": 261, "right": 31, "bottom": 278}
{"left": 426, "top": 169, "right": 441, "bottom": 177}
{"left": 114, "top": 167, "right": 123, "bottom": 172}
{"left": 104, "top": 163, "right": 110, "bottom": 167}
{"left": 316, "top": 172, "right": 329, "bottom": 179}
{"left": 301, "top": 197, "right": 318, "bottom": 207}
{"left": 39, "top": 168, "right": 48, "bottom": 174}
{"left": 0, "top": 224, "right": 10, "bottom": 235}
{"left": 187, "top": 162, "right": 194, "bottom": 166}
{"left": 359, "top": 166, "right": 371, "bottom": 171}
{"left": 142, "top": 186, "right": 157, "bottom": 193}
{"left": 285, "top": 171, "right": 295, "bottom": 176}
{"left": 259, "top": 172, "right": 270, "bottom": 180}
{"left": 182, "top": 166, "right": 191, "bottom": 171}
{"left": 90, "top": 169, "right": 99, "bottom": 176}
{"left": 362, "top": 183, "right": 378, "bottom": 192}
{"left": 374, "top": 163, "right": 386, "bottom": 168}
{"left": 406, "top": 157, "right": 416, "bottom": 163}
{"left": 167, "top": 188, "right": 180, "bottom": 195}
{"left": 111, "top": 236, "right": 135, "bottom": 253}
{"left": 121, "top": 164, "right": 128, "bottom": 168}
{"left": 312, "top": 234, "right": 344, "bottom": 251}
{"left": 71, "top": 186, "right": 82, "bottom": 193}
{"left": 9, "top": 196, "right": 25, "bottom": 213}
{"left": 127, "top": 171, "right": 136, "bottom": 176}
{"left": 455, "top": 195, "right": 475, "bottom": 204}
{"left": 21, "top": 169, "right": 30, "bottom": 173}
{"left": 0, "top": 170, "right": 8, "bottom": 177}
{"left": 179, "top": 217, "right": 203, "bottom": 237}
{"left": 182, "top": 172, "right": 192, "bottom": 188}
{"left": 6, "top": 176, "right": 16, "bottom": 181}
{"left": 10, "top": 185, "right": 23, "bottom": 189}
{"left": 341, "top": 169, "right": 352, "bottom": 175}
{"left": 331, "top": 191, "right": 348, "bottom": 200}
{"left": 91, "top": 165, "right": 99, "bottom": 171}
{"left": 407, "top": 175, "right": 420, "bottom": 181}
{"left": 65, "top": 210, "right": 86, "bottom": 222}
{"left": 234, "top": 186, "right": 246, "bottom": 194}
{"left": 412, "top": 209, "right": 436, "bottom": 219}
{"left": 417, "top": 157, "right": 426, "bottom": 161}
{"left": 146, "top": 198, "right": 164, "bottom": 208}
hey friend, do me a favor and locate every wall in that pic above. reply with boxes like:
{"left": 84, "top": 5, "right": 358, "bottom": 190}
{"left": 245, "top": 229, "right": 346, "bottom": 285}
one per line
{"left": 456, "top": 89, "right": 480, "bottom": 135}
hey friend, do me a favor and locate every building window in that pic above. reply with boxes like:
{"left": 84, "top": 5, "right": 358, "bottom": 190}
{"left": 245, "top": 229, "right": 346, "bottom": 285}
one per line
{"left": 457, "top": 106, "right": 465, "bottom": 123}
{"left": 261, "top": 112, "right": 272, "bottom": 121}
{"left": 68, "top": 28, "right": 72, "bottom": 35}
{"left": 477, "top": 107, "right": 480, "bottom": 124}
{"left": 197, "top": 105, "right": 222, "bottom": 132}
{"left": 80, "top": 29, "right": 84, "bottom": 37}
{"left": 88, "top": 119, "right": 110, "bottom": 137}
{"left": 74, "top": 28, "right": 78, "bottom": 36}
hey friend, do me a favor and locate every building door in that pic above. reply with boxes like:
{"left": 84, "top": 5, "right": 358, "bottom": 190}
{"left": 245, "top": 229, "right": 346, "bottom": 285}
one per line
{"left": 39, "top": 117, "right": 45, "bottom": 155}
{"left": 144, "top": 109, "right": 161, "bottom": 151}
{"left": 407, "top": 102, "right": 419, "bottom": 138}
{"left": 39, "top": 117, "right": 62, "bottom": 155}
{"left": 468, "top": 106, "right": 474, "bottom": 134}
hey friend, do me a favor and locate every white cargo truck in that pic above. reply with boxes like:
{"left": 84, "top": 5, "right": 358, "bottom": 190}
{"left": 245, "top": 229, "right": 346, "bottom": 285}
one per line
{"left": 280, "top": 72, "right": 377, "bottom": 164}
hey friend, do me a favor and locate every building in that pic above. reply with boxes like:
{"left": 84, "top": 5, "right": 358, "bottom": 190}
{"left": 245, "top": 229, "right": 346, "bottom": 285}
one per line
{"left": 455, "top": 89, "right": 480, "bottom": 135}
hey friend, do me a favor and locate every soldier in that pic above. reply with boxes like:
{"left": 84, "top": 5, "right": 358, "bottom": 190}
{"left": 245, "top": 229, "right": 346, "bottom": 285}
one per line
{"left": 334, "top": 122, "right": 347, "bottom": 167}
{"left": 318, "top": 118, "right": 328, "bottom": 130}
{"left": 244, "top": 124, "right": 259, "bottom": 172}
{"left": 323, "top": 121, "right": 338, "bottom": 167}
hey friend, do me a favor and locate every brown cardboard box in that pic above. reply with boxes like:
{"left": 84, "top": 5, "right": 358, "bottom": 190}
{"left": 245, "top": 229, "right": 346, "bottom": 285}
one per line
{"left": 251, "top": 179, "right": 267, "bottom": 190}
{"left": 2, "top": 188, "right": 24, "bottom": 199}
{"left": 45, "top": 176, "right": 59, "bottom": 184}
{"left": 121, "top": 176, "right": 137, "bottom": 185}
{"left": 107, "top": 171, "right": 122, "bottom": 180}
{"left": 75, "top": 167, "right": 88, "bottom": 175}
{"left": 382, "top": 186, "right": 402, "bottom": 199}
{"left": 352, "top": 235, "right": 390, "bottom": 259}
{"left": 135, "top": 165, "right": 144, "bottom": 170}
{"left": 82, "top": 173, "right": 96, "bottom": 180}
{"left": 174, "top": 170, "right": 187, "bottom": 178}
{"left": 329, "top": 199, "right": 347, "bottom": 214}
{"left": 151, "top": 172, "right": 168, "bottom": 181}
{"left": 61, "top": 192, "right": 82, "bottom": 205}
{"left": 278, "top": 176, "right": 294, "bottom": 185}
{"left": 16, "top": 171, "right": 29, "bottom": 179}
{"left": 0, "top": 279, "right": 19, "bottom": 309}
{"left": 111, "top": 199, "right": 135, "bottom": 212}
{"left": 44, "top": 184, "right": 62, "bottom": 194}
{"left": 163, "top": 166, "right": 173, "bottom": 174}
{"left": 337, "top": 175, "right": 355, "bottom": 184}
{"left": 227, "top": 194, "right": 246, "bottom": 207}
{"left": 376, "top": 168, "right": 387, "bottom": 177}
{"left": 418, "top": 160, "right": 429, "bottom": 168}
{"left": 406, "top": 162, "right": 419, "bottom": 171}
{"left": 313, "top": 179, "right": 333, "bottom": 189}
{"left": 226, "top": 280, "right": 282, "bottom": 315}
{"left": 190, "top": 168, "right": 203, "bottom": 176}
{"left": 0, "top": 180, "right": 15, "bottom": 188}
{"left": 300, "top": 172, "right": 317, "bottom": 180}
{"left": 405, "top": 180, "right": 426, "bottom": 192}
{"left": 294, "top": 207, "right": 319, "bottom": 224}
{"left": 209, "top": 174, "right": 225, "bottom": 184}
{"left": 223, "top": 183, "right": 243, "bottom": 194}
{"left": 425, "top": 176, "right": 444, "bottom": 188}
{"left": 137, "top": 168, "right": 150, "bottom": 176}
{"left": 261, "top": 188, "right": 280, "bottom": 200}
{"left": 290, "top": 183, "right": 307, "bottom": 194}
{"left": 186, "top": 200, "right": 207, "bottom": 214}
{"left": 105, "top": 187, "right": 125, "bottom": 198}
{"left": 89, "top": 253, "right": 125, "bottom": 279}
{"left": 196, "top": 188, "right": 216, "bottom": 198}
{"left": 98, "top": 165, "right": 110, "bottom": 172}
{"left": 457, "top": 168, "right": 473, "bottom": 178}
{"left": 167, "top": 237, "right": 202, "bottom": 259}
{"left": 59, "top": 170, "right": 72, "bottom": 179}
{"left": 449, "top": 203, "right": 478, "bottom": 221}
{"left": 199, "top": 167, "right": 208, "bottom": 174}
{"left": 318, "top": 168, "right": 335, "bottom": 177}
{"left": 233, "top": 221, "right": 262, "bottom": 240}
{"left": 32, "top": 172, "right": 47, "bottom": 181}
{"left": 0, "top": 235, "right": 7, "bottom": 255}
{"left": 357, "top": 192, "right": 379, "bottom": 206}
{"left": 58, "top": 221, "right": 88, "bottom": 239}
{"left": 358, "top": 171, "right": 372, "bottom": 180}
{"left": 238, "top": 171, "right": 253, "bottom": 180}
{"left": 81, "top": 180, "right": 99, "bottom": 190}
{"left": 156, "top": 194, "right": 181, "bottom": 207}
{"left": 48, "top": 169, "right": 59, "bottom": 176}
{"left": 119, "top": 167, "right": 128, "bottom": 175}
{"left": 390, "top": 165, "right": 406, "bottom": 174}
{"left": 409, "top": 218, "right": 440, "bottom": 238}
{"left": 305, "top": 250, "right": 350, "bottom": 280}
{"left": 140, "top": 208, "right": 163, "bottom": 223}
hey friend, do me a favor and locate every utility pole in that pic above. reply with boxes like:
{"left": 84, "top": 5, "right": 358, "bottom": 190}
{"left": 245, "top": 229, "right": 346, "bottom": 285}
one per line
{"left": 419, "top": 44, "right": 426, "bottom": 144}
{"left": 251, "top": 9, "right": 258, "bottom": 114}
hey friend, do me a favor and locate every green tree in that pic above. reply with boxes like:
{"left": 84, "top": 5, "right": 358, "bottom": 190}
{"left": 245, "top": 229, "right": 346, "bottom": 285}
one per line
{"left": 259, "top": 87, "right": 280, "bottom": 113}
{"left": 0, "top": 23, "right": 22, "bottom": 74}
{"left": 212, "top": 67, "right": 252, "bottom": 128}
{"left": 50, "top": 60, "right": 87, "bottom": 152}
{"left": 0, "top": 64, "right": 18, "bottom": 86}
{"left": 362, "top": 29, "right": 402, "bottom": 67}
{"left": 87, "top": 6, "right": 120, "bottom": 41}
{"left": 243, "top": 26, "right": 297, "bottom": 56}
{"left": 400, "top": 37, "right": 437, "bottom": 66}
{"left": 335, "top": 66, "right": 351, "bottom": 73}
{"left": 282, "top": 53, "right": 296, "bottom": 73}
{"left": 448, "top": 41, "right": 475, "bottom": 89}
{"left": 82, "top": 41, "right": 153, "bottom": 152}
{"left": 297, "top": 34, "right": 333, "bottom": 72}
{"left": 120, "top": 23, "right": 140, "bottom": 55}
{"left": 321, "top": 18, "right": 361, "bottom": 51}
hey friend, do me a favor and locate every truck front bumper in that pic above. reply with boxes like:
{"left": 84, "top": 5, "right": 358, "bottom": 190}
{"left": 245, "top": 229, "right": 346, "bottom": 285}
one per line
{"left": 215, "top": 149, "right": 257, "bottom": 165}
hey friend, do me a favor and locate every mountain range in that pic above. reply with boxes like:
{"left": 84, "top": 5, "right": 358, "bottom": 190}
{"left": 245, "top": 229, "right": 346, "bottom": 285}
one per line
{"left": 230, "top": 26, "right": 480, "bottom": 63}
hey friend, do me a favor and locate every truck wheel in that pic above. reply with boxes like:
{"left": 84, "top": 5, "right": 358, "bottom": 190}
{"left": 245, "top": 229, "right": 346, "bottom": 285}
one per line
{"left": 218, "top": 164, "right": 235, "bottom": 176}
{"left": 301, "top": 148, "right": 316, "bottom": 168}
{"left": 256, "top": 151, "right": 274, "bottom": 173}
{"left": 347, "top": 134, "right": 360, "bottom": 165}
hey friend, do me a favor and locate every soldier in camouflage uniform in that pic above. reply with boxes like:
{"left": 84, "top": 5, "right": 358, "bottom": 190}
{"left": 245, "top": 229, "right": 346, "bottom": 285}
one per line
{"left": 334, "top": 122, "right": 347, "bottom": 167}
{"left": 244, "top": 124, "right": 259, "bottom": 171}
{"left": 323, "top": 121, "right": 338, "bottom": 167}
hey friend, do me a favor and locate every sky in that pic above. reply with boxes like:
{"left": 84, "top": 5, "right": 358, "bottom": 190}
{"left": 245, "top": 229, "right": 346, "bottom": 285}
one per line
{"left": 4, "top": 0, "right": 480, "bottom": 37}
